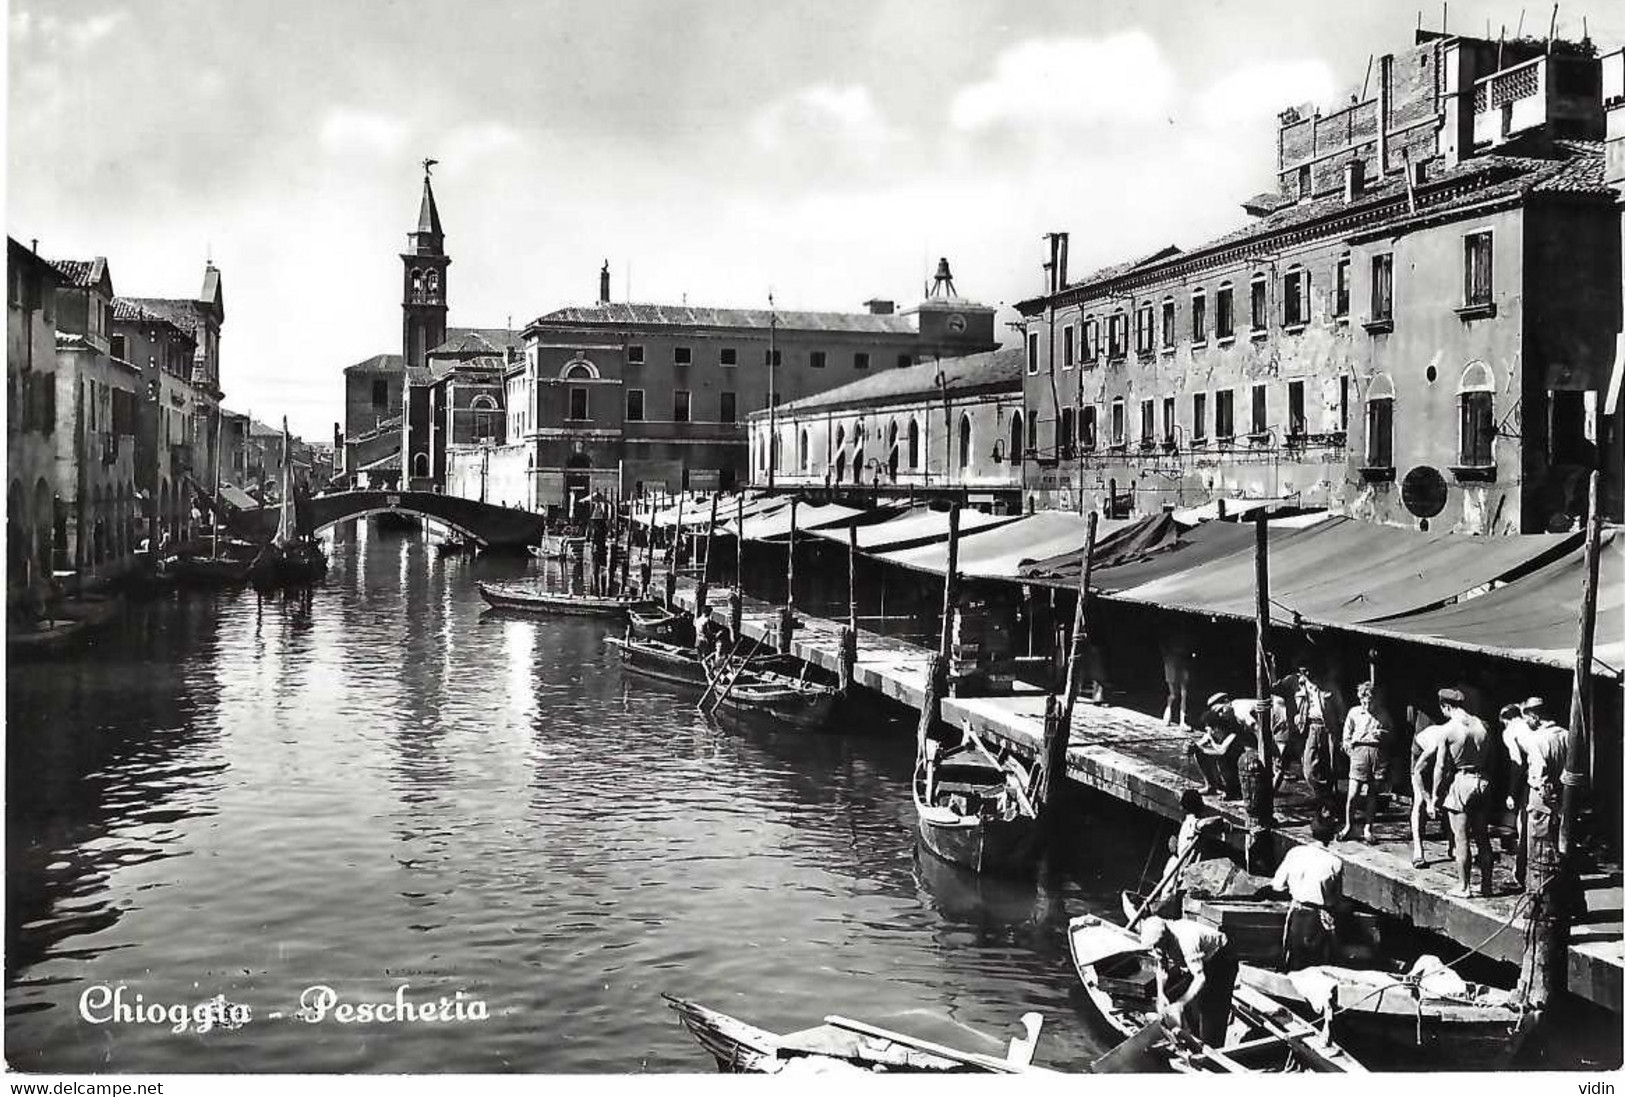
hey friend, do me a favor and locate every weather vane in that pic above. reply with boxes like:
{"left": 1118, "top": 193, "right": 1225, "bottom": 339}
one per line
{"left": 423, "top": 157, "right": 439, "bottom": 177}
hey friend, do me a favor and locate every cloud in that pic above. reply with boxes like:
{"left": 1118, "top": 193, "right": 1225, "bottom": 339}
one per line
{"left": 439, "top": 122, "right": 523, "bottom": 169}
{"left": 949, "top": 32, "right": 1175, "bottom": 133}
{"left": 319, "top": 108, "right": 411, "bottom": 156}
{"left": 750, "top": 84, "right": 894, "bottom": 154}
{"left": 1193, "top": 59, "right": 1339, "bottom": 128}
{"left": 11, "top": 8, "right": 129, "bottom": 51}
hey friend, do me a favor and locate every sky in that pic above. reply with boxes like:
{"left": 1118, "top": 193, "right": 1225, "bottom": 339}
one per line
{"left": 11, "top": 0, "right": 1625, "bottom": 442}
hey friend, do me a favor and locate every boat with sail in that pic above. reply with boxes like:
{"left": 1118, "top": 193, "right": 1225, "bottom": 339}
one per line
{"left": 248, "top": 419, "right": 328, "bottom": 591}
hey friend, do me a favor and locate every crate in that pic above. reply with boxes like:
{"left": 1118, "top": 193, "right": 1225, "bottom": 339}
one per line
{"left": 1182, "top": 896, "right": 1288, "bottom": 967}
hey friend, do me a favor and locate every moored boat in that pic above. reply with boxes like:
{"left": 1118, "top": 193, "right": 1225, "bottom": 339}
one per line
{"left": 627, "top": 601, "right": 690, "bottom": 642}
{"left": 1066, "top": 914, "right": 1366, "bottom": 1073}
{"left": 663, "top": 995, "right": 1052, "bottom": 1074}
{"left": 605, "top": 635, "right": 711, "bottom": 688}
{"left": 709, "top": 666, "right": 838, "bottom": 730}
{"left": 7, "top": 616, "right": 90, "bottom": 659}
{"left": 477, "top": 580, "right": 629, "bottom": 618}
{"left": 1235, "top": 961, "right": 1539, "bottom": 1070}
{"left": 170, "top": 554, "right": 253, "bottom": 587}
{"left": 913, "top": 735, "right": 1039, "bottom": 877}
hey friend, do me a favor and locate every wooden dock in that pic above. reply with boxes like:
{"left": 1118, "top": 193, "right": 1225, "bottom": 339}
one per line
{"left": 674, "top": 581, "right": 1624, "bottom": 1014}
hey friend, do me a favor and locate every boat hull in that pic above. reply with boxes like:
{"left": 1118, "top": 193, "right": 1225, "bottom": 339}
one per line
{"left": 477, "top": 581, "right": 627, "bottom": 618}
{"left": 911, "top": 750, "right": 1040, "bottom": 877}
{"left": 607, "top": 636, "right": 711, "bottom": 688}
{"left": 7, "top": 618, "right": 90, "bottom": 660}
{"left": 713, "top": 678, "right": 838, "bottom": 730}
{"left": 170, "top": 556, "right": 252, "bottom": 587}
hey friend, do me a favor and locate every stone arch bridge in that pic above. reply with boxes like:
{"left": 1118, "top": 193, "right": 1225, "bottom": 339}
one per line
{"left": 231, "top": 491, "right": 547, "bottom": 547}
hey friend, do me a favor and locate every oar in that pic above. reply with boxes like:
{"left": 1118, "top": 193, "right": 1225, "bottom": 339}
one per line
{"left": 1125, "top": 826, "right": 1206, "bottom": 932}
{"left": 821, "top": 1016, "right": 1059, "bottom": 1075}
{"left": 1090, "top": 1018, "right": 1167, "bottom": 1074}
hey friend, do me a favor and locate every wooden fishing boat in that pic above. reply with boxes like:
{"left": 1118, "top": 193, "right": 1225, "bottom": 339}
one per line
{"left": 605, "top": 635, "right": 712, "bottom": 688}
{"left": 627, "top": 600, "right": 690, "bottom": 641}
{"left": 7, "top": 617, "right": 90, "bottom": 659}
{"left": 1235, "top": 962, "right": 1539, "bottom": 1070}
{"left": 476, "top": 580, "right": 628, "bottom": 618}
{"left": 913, "top": 736, "right": 1039, "bottom": 876}
{"left": 1067, "top": 914, "right": 1366, "bottom": 1073}
{"left": 710, "top": 667, "right": 838, "bottom": 730}
{"left": 663, "top": 995, "right": 1052, "bottom": 1074}
{"left": 170, "top": 554, "right": 253, "bottom": 587}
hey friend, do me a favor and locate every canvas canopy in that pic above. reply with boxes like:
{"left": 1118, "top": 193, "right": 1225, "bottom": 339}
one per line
{"left": 1109, "top": 517, "right": 1581, "bottom": 628}
{"left": 722, "top": 502, "right": 867, "bottom": 542}
{"left": 218, "top": 484, "right": 259, "bottom": 510}
{"left": 1349, "top": 533, "right": 1622, "bottom": 677}
{"left": 1171, "top": 496, "right": 1291, "bottom": 526}
{"left": 807, "top": 506, "right": 1018, "bottom": 552}
{"left": 876, "top": 512, "right": 1131, "bottom": 580}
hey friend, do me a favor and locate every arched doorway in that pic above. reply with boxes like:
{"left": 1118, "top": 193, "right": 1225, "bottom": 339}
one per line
{"left": 565, "top": 450, "right": 593, "bottom": 517}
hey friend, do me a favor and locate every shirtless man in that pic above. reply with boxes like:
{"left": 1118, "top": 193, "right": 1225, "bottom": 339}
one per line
{"left": 1430, "top": 687, "right": 1495, "bottom": 898}
{"left": 1410, "top": 716, "right": 1452, "bottom": 868}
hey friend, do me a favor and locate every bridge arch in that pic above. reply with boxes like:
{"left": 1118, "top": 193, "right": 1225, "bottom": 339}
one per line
{"left": 228, "top": 490, "right": 548, "bottom": 548}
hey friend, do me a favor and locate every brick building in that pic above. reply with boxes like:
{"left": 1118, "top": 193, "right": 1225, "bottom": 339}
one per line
{"left": 1016, "top": 29, "right": 1621, "bottom": 533}
{"left": 496, "top": 258, "right": 999, "bottom": 513}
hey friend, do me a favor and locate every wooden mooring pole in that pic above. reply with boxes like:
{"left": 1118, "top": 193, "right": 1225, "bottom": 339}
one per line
{"left": 696, "top": 492, "right": 718, "bottom": 614}
{"left": 1247, "top": 512, "right": 1276, "bottom": 874}
{"left": 839, "top": 521, "right": 859, "bottom": 692}
{"left": 664, "top": 492, "right": 684, "bottom": 608}
{"left": 916, "top": 505, "right": 961, "bottom": 753}
{"left": 1522, "top": 470, "right": 1601, "bottom": 1005}
{"left": 778, "top": 497, "right": 798, "bottom": 655}
{"left": 729, "top": 493, "right": 744, "bottom": 644}
{"left": 1040, "top": 512, "right": 1097, "bottom": 817}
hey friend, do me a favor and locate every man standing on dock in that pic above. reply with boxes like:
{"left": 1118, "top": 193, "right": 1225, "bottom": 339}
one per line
{"left": 1430, "top": 687, "right": 1495, "bottom": 899}
{"left": 1339, "top": 682, "right": 1390, "bottom": 843}
{"left": 1513, "top": 697, "right": 1569, "bottom": 892}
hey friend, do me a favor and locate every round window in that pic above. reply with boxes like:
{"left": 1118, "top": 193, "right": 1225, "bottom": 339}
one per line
{"left": 1401, "top": 465, "right": 1448, "bottom": 519}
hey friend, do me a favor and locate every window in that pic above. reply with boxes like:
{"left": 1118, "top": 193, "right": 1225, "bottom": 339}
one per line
{"left": 626, "top": 389, "right": 645, "bottom": 421}
{"left": 1110, "top": 398, "right": 1125, "bottom": 446}
{"left": 1026, "top": 410, "right": 1038, "bottom": 452}
{"left": 1335, "top": 257, "right": 1350, "bottom": 318}
{"left": 568, "top": 386, "right": 589, "bottom": 421}
{"left": 957, "top": 414, "right": 971, "bottom": 470}
{"left": 908, "top": 419, "right": 920, "bottom": 469}
{"left": 720, "top": 347, "right": 738, "bottom": 367}
{"left": 1366, "top": 375, "right": 1394, "bottom": 467}
{"left": 1135, "top": 302, "right": 1154, "bottom": 354}
{"left": 1458, "top": 363, "right": 1495, "bottom": 466}
{"left": 1370, "top": 253, "right": 1393, "bottom": 324}
{"left": 1288, "top": 380, "right": 1305, "bottom": 437}
{"left": 1140, "top": 399, "right": 1155, "bottom": 447}
{"left": 764, "top": 348, "right": 783, "bottom": 367}
{"left": 1162, "top": 396, "right": 1175, "bottom": 444}
{"left": 1216, "top": 284, "right": 1234, "bottom": 339}
{"left": 1215, "top": 389, "right": 1235, "bottom": 440}
{"left": 1108, "top": 312, "right": 1127, "bottom": 359}
{"left": 1080, "top": 405, "right": 1097, "bottom": 450}
{"left": 1193, "top": 393, "right": 1208, "bottom": 442}
{"left": 628, "top": 344, "right": 645, "bottom": 364}
{"left": 1297, "top": 165, "right": 1311, "bottom": 200}
{"left": 1027, "top": 332, "right": 1040, "bottom": 373}
{"left": 1464, "top": 231, "right": 1493, "bottom": 309}
{"left": 1251, "top": 384, "right": 1268, "bottom": 436}
{"left": 673, "top": 389, "right": 691, "bottom": 422}
{"left": 720, "top": 391, "right": 736, "bottom": 423}
{"left": 110, "top": 334, "right": 126, "bottom": 360}
{"left": 1008, "top": 412, "right": 1023, "bottom": 466}
{"left": 1059, "top": 406, "right": 1075, "bottom": 456}
{"left": 371, "top": 378, "right": 389, "bottom": 410}
{"left": 674, "top": 345, "right": 692, "bottom": 365}
{"left": 1063, "top": 324, "right": 1075, "bottom": 369}
{"left": 799, "top": 430, "right": 809, "bottom": 472}
{"left": 1250, "top": 274, "right": 1268, "bottom": 330}
{"left": 1339, "top": 376, "right": 1350, "bottom": 432}
{"left": 1083, "top": 318, "right": 1099, "bottom": 363}
{"left": 810, "top": 351, "right": 827, "bottom": 369}
{"left": 1161, "top": 298, "right": 1175, "bottom": 349}
{"left": 896, "top": 354, "right": 911, "bottom": 369}
{"left": 1191, "top": 291, "right": 1206, "bottom": 344}
{"left": 1283, "top": 268, "right": 1309, "bottom": 327}
{"left": 854, "top": 352, "right": 870, "bottom": 370}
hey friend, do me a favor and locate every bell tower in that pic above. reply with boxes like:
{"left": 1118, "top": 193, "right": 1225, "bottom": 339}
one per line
{"left": 402, "top": 162, "right": 449, "bottom": 371}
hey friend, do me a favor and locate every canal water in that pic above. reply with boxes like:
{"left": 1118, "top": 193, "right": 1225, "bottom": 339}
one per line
{"left": 6, "top": 525, "right": 1157, "bottom": 1074}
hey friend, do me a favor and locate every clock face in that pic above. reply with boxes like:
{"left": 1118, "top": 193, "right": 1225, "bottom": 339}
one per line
{"left": 947, "top": 313, "right": 967, "bottom": 334}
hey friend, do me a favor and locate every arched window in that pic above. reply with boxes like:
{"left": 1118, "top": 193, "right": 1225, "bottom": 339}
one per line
{"left": 564, "top": 363, "right": 595, "bottom": 380}
{"left": 1366, "top": 373, "right": 1395, "bottom": 468}
{"left": 427, "top": 270, "right": 440, "bottom": 299}
{"left": 411, "top": 269, "right": 423, "bottom": 299}
{"left": 907, "top": 418, "right": 920, "bottom": 470}
{"left": 835, "top": 424, "right": 845, "bottom": 459}
{"left": 835, "top": 451, "right": 847, "bottom": 483}
{"left": 1059, "top": 406, "right": 1075, "bottom": 457}
{"left": 958, "top": 413, "right": 972, "bottom": 470}
{"left": 887, "top": 421, "right": 899, "bottom": 479}
{"left": 1458, "top": 361, "right": 1495, "bottom": 467}
{"left": 1008, "top": 411, "right": 1023, "bottom": 466}
{"left": 413, "top": 453, "right": 430, "bottom": 478}
{"left": 799, "top": 429, "right": 809, "bottom": 472}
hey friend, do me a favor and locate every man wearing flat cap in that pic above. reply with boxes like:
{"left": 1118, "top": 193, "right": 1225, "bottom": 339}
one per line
{"left": 1431, "top": 687, "right": 1495, "bottom": 898}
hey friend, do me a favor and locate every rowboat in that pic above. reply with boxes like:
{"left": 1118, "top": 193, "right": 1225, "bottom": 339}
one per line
{"left": 663, "top": 995, "right": 1053, "bottom": 1074}
{"left": 1067, "top": 914, "right": 1366, "bottom": 1073}
{"left": 7, "top": 617, "right": 90, "bottom": 659}
{"left": 170, "top": 554, "right": 253, "bottom": 587}
{"left": 627, "top": 601, "right": 690, "bottom": 642}
{"left": 913, "top": 735, "right": 1039, "bottom": 876}
{"left": 1235, "top": 961, "right": 1539, "bottom": 1070}
{"left": 711, "top": 668, "right": 839, "bottom": 730}
{"left": 605, "top": 635, "right": 712, "bottom": 688}
{"left": 476, "top": 581, "right": 628, "bottom": 618}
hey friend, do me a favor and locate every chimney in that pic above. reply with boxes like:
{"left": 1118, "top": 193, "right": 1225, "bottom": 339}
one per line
{"left": 1043, "top": 232, "right": 1069, "bottom": 295}
{"left": 865, "top": 299, "right": 895, "bottom": 315}
{"left": 1344, "top": 159, "right": 1365, "bottom": 201}
{"left": 1440, "top": 39, "right": 1478, "bottom": 169}
{"left": 598, "top": 260, "right": 611, "bottom": 305}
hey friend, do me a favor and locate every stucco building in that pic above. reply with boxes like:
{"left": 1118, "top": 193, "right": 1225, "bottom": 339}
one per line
{"left": 1016, "top": 29, "right": 1621, "bottom": 534}
{"left": 8, "top": 238, "right": 62, "bottom": 598}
